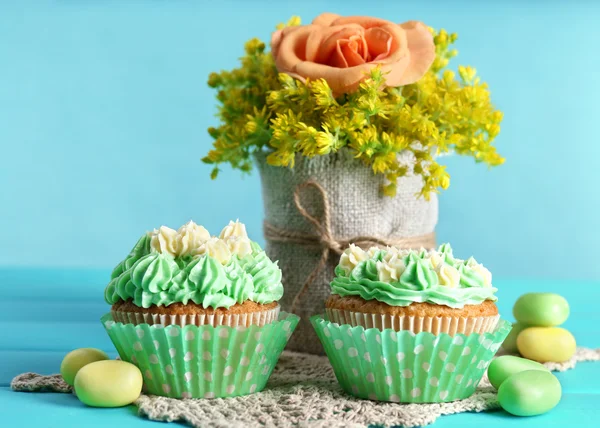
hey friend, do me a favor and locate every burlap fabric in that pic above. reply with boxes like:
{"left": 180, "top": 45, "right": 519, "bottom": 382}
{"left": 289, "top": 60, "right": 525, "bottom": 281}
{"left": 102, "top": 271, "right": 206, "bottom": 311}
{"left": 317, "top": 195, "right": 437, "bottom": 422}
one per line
{"left": 255, "top": 150, "right": 438, "bottom": 354}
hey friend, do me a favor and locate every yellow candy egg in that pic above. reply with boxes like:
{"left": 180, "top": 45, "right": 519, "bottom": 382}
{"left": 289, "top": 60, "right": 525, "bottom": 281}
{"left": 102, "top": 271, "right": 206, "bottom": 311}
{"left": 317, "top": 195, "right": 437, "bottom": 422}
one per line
{"left": 517, "top": 327, "right": 576, "bottom": 363}
{"left": 74, "top": 360, "right": 143, "bottom": 407}
{"left": 60, "top": 348, "right": 109, "bottom": 386}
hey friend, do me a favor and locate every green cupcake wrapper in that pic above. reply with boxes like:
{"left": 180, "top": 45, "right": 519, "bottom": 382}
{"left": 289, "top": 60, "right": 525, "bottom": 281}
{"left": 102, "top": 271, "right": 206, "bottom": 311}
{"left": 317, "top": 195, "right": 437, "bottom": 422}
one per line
{"left": 311, "top": 315, "right": 511, "bottom": 403}
{"left": 101, "top": 312, "right": 299, "bottom": 399}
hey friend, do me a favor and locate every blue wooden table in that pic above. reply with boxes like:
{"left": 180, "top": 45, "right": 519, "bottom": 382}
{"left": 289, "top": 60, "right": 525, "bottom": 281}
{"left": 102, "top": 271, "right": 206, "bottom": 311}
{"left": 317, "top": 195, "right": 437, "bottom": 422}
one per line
{"left": 1, "top": 268, "right": 598, "bottom": 427}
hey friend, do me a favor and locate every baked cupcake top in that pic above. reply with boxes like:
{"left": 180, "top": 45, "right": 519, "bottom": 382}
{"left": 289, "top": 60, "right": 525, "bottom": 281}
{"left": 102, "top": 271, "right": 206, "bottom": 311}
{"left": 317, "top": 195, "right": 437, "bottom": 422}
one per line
{"left": 330, "top": 243, "right": 497, "bottom": 308}
{"left": 104, "top": 220, "right": 283, "bottom": 309}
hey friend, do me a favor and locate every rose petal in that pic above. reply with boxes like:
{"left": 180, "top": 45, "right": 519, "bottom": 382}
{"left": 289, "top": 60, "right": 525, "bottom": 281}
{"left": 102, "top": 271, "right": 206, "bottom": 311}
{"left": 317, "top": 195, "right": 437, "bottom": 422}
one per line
{"left": 273, "top": 25, "right": 315, "bottom": 72}
{"left": 312, "top": 12, "right": 341, "bottom": 27}
{"left": 271, "top": 29, "right": 283, "bottom": 57}
{"left": 305, "top": 30, "right": 324, "bottom": 62}
{"left": 364, "top": 27, "right": 393, "bottom": 60}
{"left": 368, "top": 24, "right": 411, "bottom": 86}
{"left": 339, "top": 39, "right": 367, "bottom": 67}
{"left": 331, "top": 15, "right": 396, "bottom": 29}
{"left": 315, "top": 25, "right": 364, "bottom": 65}
{"left": 330, "top": 41, "right": 349, "bottom": 68}
{"left": 394, "top": 21, "right": 435, "bottom": 85}
{"left": 371, "top": 24, "right": 406, "bottom": 62}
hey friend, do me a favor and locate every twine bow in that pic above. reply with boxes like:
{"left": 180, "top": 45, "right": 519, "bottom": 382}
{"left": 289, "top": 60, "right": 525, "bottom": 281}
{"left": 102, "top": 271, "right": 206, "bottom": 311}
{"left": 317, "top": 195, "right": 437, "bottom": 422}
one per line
{"left": 263, "top": 180, "right": 436, "bottom": 314}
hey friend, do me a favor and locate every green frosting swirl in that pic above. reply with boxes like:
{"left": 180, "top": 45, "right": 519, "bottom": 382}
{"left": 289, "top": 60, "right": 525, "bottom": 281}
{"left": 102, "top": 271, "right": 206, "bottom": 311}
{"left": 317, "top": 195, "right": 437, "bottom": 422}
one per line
{"left": 330, "top": 244, "right": 497, "bottom": 308}
{"left": 237, "top": 244, "right": 284, "bottom": 304}
{"left": 104, "top": 235, "right": 283, "bottom": 309}
{"left": 399, "top": 253, "right": 439, "bottom": 291}
{"left": 458, "top": 258, "right": 485, "bottom": 287}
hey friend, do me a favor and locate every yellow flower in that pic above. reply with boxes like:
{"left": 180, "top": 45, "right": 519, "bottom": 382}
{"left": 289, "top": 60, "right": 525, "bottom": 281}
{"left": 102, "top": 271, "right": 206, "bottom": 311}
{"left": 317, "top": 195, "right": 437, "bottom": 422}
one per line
{"left": 204, "top": 22, "right": 503, "bottom": 198}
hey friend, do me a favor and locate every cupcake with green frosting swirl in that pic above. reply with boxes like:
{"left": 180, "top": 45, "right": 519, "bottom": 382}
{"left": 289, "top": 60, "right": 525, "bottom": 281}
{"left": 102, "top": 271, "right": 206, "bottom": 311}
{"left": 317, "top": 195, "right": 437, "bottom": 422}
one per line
{"left": 311, "top": 243, "right": 510, "bottom": 404}
{"left": 102, "top": 220, "right": 299, "bottom": 400}
{"left": 325, "top": 243, "right": 499, "bottom": 335}
{"left": 106, "top": 220, "right": 284, "bottom": 328}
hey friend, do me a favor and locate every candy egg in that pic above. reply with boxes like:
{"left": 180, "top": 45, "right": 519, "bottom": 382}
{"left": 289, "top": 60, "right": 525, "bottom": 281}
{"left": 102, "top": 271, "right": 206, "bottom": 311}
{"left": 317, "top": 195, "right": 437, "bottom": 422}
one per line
{"left": 502, "top": 322, "right": 529, "bottom": 353}
{"left": 488, "top": 355, "right": 549, "bottom": 389}
{"left": 513, "top": 293, "right": 569, "bottom": 327}
{"left": 74, "top": 360, "right": 143, "bottom": 407}
{"left": 517, "top": 327, "right": 576, "bottom": 363}
{"left": 60, "top": 348, "right": 109, "bottom": 386}
{"left": 498, "top": 370, "right": 561, "bottom": 416}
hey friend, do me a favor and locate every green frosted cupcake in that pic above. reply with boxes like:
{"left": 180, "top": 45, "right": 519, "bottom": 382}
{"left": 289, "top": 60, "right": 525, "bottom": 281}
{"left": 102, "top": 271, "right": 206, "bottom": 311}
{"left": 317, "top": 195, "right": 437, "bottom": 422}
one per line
{"left": 102, "top": 220, "right": 299, "bottom": 398}
{"left": 312, "top": 243, "right": 511, "bottom": 403}
{"left": 106, "top": 220, "right": 284, "bottom": 327}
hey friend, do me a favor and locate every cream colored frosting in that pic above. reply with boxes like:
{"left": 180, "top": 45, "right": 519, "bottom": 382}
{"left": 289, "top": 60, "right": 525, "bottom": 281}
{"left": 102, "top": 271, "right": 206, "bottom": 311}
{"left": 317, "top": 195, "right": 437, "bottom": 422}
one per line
{"left": 177, "top": 221, "right": 211, "bottom": 256}
{"left": 224, "top": 236, "right": 253, "bottom": 258}
{"left": 339, "top": 244, "right": 368, "bottom": 275}
{"left": 436, "top": 262, "right": 460, "bottom": 288}
{"left": 150, "top": 226, "right": 180, "bottom": 256}
{"left": 193, "top": 237, "right": 232, "bottom": 264}
{"left": 148, "top": 220, "right": 256, "bottom": 261}
{"left": 429, "top": 251, "right": 443, "bottom": 269}
{"left": 376, "top": 253, "right": 406, "bottom": 282}
{"left": 367, "top": 246, "right": 382, "bottom": 258}
{"left": 219, "top": 220, "right": 249, "bottom": 240}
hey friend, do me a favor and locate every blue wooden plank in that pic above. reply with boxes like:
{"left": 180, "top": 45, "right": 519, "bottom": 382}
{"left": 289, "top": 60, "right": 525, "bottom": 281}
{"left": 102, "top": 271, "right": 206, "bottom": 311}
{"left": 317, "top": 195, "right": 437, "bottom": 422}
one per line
{"left": 0, "top": 321, "right": 115, "bottom": 352}
{"left": 433, "top": 392, "right": 600, "bottom": 427}
{"left": 1, "top": 386, "right": 599, "bottom": 427}
{"left": 0, "top": 267, "right": 110, "bottom": 301}
{"left": 0, "top": 387, "right": 162, "bottom": 427}
{"left": 0, "top": 300, "right": 110, "bottom": 323}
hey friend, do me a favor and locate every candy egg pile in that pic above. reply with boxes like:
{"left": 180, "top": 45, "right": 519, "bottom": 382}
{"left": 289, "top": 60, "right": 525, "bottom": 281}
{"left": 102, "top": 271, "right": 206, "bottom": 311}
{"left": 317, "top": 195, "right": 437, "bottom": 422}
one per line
{"left": 503, "top": 293, "right": 576, "bottom": 363}
{"left": 488, "top": 355, "right": 561, "bottom": 416}
{"left": 60, "top": 348, "right": 142, "bottom": 407}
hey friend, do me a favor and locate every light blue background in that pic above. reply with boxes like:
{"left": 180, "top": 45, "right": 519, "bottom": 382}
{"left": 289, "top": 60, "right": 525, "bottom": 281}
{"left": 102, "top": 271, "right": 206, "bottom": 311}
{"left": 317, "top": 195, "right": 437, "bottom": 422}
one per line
{"left": 1, "top": 0, "right": 599, "bottom": 280}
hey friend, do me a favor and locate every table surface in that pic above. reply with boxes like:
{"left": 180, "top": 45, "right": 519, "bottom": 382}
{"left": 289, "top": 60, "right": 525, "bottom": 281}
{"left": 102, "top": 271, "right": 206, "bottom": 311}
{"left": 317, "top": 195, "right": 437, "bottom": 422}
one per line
{"left": 1, "top": 268, "right": 598, "bottom": 427}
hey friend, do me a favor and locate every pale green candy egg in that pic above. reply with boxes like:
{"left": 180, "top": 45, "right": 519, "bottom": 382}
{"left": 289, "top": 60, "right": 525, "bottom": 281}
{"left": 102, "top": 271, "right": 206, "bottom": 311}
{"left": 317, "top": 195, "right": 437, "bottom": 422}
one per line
{"left": 517, "top": 327, "right": 576, "bottom": 363}
{"left": 498, "top": 370, "right": 561, "bottom": 416}
{"left": 513, "top": 293, "right": 569, "bottom": 327}
{"left": 501, "top": 322, "right": 529, "bottom": 353}
{"left": 488, "top": 355, "right": 549, "bottom": 389}
{"left": 74, "top": 360, "right": 143, "bottom": 407}
{"left": 60, "top": 348, "right": 109, "bottom": 386}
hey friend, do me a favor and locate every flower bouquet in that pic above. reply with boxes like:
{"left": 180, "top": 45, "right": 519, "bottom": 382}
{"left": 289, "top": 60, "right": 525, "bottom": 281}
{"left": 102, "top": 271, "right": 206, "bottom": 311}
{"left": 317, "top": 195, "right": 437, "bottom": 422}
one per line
{"left": 204, "top": 13, "right": 503, "bottom": 354}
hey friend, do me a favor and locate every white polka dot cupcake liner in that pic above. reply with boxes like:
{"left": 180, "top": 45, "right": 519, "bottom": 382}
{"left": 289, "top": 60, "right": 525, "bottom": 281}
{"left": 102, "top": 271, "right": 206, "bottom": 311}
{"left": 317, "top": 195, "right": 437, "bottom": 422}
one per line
{"left": 326, "top": 308, "right": 500, "bottom": 335}
{"left": 101, "top": 312, "right": 299, "bottom": 399}
{"left": 112, "top": 305, "right": 280, "bottom": 328}
{"left": 311, "top": 315, "right": 511, "bottom": 403}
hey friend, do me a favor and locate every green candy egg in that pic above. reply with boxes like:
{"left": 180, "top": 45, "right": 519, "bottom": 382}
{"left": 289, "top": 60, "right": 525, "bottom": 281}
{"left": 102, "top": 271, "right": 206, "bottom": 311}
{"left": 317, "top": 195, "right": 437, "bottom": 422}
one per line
{"left": 502, "top": 322, "right": 529, "bottom": 353}
{"left": 513, "top": 293, "right": 569, "bottom": 327}
{"left": 517, "top": 327, "right": 576, "bottom": 363}
{"left": 60, "top": 348, "right": 109, "bottom": 386}
{"left": 74, "top": 360, "right": 143, "bottom": 407}
{"left": 498, "top": 370, "right": 561, "bottom": 416}
{"left": 488, "top": 355, "right": 549, "bottom": 389}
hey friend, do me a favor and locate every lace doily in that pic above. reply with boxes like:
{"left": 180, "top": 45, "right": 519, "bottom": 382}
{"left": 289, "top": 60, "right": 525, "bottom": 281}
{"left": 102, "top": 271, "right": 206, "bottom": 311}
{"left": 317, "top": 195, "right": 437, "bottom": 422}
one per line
{"left": 12, "top": 347, "right": 600, "bottom": 427}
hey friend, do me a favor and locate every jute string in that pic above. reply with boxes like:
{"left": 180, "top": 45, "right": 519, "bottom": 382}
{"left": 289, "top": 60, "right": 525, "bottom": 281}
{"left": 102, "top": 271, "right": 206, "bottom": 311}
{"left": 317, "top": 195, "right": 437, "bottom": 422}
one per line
{"left": 263, "top": 180, "right": 436, "bottom": 314}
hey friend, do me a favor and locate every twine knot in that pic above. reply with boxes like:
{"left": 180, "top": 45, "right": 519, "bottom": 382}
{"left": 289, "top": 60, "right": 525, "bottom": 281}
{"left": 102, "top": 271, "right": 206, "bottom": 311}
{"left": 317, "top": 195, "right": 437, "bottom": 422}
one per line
{"left": 263, "top": 180, "right": 436, "bottom": 314}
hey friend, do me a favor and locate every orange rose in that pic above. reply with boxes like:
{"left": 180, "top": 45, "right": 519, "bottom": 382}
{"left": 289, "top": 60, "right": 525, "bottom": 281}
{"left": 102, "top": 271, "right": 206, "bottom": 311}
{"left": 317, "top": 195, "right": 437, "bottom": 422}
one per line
{"left": 271, "top": 13, "right": 435, "bottom": 96}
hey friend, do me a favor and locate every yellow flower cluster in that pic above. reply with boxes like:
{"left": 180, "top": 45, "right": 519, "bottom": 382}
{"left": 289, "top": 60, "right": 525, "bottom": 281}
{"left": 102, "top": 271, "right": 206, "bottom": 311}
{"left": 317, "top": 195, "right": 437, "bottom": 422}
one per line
{"left": 203, "top": 19, "right": 504, "bottom": 198}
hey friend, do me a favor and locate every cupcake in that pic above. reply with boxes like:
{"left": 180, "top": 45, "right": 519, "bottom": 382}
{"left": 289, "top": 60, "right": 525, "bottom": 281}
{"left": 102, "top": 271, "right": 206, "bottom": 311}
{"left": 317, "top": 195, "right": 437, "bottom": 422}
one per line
{"left": 311, "top": 243, "right": 511, "bottom": 403}
{"left": 326, "top": 243, "right": 499, "bottom": 334}
{"left": 102, "top": 220, "right": 299, "bottom": 399}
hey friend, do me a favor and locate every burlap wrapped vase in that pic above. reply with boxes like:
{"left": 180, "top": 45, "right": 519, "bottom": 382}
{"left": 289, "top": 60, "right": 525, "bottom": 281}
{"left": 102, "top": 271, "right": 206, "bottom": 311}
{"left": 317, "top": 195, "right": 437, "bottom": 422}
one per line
{"left": 256, "top": 149, "right": 438, "bottom": 354}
